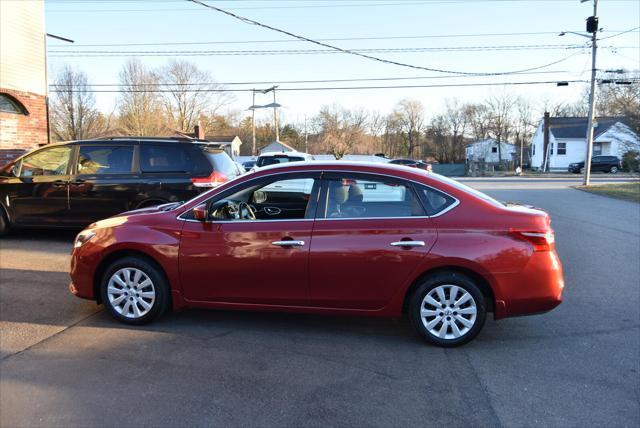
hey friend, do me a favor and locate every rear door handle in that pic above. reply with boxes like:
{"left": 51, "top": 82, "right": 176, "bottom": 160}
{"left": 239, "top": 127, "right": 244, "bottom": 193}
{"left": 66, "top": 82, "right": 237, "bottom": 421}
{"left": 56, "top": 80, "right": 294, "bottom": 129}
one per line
{"left": 390, "top": 241, "right": 425, "bottom": 247}
{"left": 272, "top": 240, "right": 305, "bottom": 247}
{"left": 70, "top": 179, "right": 86, "bottom": 185}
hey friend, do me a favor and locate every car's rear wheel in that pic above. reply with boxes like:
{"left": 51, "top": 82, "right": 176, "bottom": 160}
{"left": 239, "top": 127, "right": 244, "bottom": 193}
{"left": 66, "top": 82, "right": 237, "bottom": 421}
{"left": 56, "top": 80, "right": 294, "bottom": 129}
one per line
{"left": 409, "top": 271, "right": 486, "bottom": 347}
{"left": 580, "top": 167, "right": 585, "bottom": 174}
{"left": 100, "top": 257, "right": 170, "bottom": 324}
{"left": 609, "top": 166, "right": 618, "bottom": 174}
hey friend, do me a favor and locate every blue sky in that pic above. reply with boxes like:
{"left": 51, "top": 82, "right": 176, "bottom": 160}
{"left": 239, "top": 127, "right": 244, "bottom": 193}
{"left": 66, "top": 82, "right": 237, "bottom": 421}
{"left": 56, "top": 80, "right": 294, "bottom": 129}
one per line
{"left": 45, "top": 0, "right": 639, "bottom": 124}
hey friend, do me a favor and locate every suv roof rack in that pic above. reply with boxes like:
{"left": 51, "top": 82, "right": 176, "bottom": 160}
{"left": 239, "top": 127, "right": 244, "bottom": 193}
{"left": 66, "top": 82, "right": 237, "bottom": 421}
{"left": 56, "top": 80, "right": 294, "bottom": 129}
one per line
{"left": 93, "top": 136, "right": 212, "bottom": 143}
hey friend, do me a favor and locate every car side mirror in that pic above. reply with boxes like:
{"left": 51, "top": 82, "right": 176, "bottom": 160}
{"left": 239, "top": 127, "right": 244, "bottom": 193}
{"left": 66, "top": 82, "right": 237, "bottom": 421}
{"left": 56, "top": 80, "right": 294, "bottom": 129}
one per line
{"left": 192, "top": 203, "right": 208, "bottom": 221}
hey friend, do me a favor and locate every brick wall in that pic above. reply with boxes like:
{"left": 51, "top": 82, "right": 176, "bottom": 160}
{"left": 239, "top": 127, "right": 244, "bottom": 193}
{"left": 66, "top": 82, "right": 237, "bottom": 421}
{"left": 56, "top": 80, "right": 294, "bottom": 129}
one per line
{"left": 0, "top": 88, "right": 48, "bottom": 165}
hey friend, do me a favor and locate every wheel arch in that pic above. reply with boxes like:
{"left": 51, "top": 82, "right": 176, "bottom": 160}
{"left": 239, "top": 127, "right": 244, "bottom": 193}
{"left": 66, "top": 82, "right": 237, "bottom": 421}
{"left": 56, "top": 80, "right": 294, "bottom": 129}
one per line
{"left": 402, "top": 265, "right": 496, "bottom": 316}
{"left": 93, "top": 249, "right": 171, "bottom": 306}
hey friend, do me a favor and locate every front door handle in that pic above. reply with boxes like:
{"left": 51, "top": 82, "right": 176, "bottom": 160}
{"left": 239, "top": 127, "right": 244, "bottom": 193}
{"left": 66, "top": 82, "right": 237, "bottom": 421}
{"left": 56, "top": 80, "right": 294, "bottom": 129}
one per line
{"left": 70, "top": 179, "right": 86, "bottom": 185}
{"left": 390, "top": 240, "right": 425, "bottom": 247}
{"left": 272, "top": 240, "right": 305, "bottom": 247}
{"left": 52, "top": 180, "right": 67, "bottom": 188}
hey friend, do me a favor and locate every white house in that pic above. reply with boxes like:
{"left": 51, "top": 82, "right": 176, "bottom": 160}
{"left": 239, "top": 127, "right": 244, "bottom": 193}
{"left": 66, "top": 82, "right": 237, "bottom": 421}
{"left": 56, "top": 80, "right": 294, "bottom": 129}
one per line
{"left": 259, "top": 140, "right": 296, "bottom": 154}
{"left": 206, "top": 135, "right": 242, "bottom": 158}
{"left": 530, "top": 116, "right": 640, "bottom": 171}
{"left": 465, "top": 139, "right": 517, "bottom": 164}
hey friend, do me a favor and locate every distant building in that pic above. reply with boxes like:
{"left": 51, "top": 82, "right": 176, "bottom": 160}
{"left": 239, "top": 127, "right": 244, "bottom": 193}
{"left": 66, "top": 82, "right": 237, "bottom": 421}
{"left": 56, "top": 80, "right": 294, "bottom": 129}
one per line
{"left": 176, "top": 125, "right": 243, "bottom": 159}
{"left": 259, "top": 140, "right": 296, "bottom": 154}
{"left": 465, "top": 139, "right": 517, "bottom": 164}
{"left": 0, "top": 0, "right": 48, "bottom": 164}
{"left": 530, "top": 115, "right": 640, "bottom": 171}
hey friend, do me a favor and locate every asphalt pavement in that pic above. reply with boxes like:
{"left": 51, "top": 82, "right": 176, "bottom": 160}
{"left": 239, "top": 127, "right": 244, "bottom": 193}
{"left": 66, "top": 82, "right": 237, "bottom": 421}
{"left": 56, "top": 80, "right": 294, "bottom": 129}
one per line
{"left": 1, "top": 177, "right": 638, "bottom": 427}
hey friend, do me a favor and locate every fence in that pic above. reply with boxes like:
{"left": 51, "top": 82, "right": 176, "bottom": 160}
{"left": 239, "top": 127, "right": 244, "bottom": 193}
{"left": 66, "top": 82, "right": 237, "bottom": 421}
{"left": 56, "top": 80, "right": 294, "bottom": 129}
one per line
{"left": 432, "top": 163, "right": 466, "bottom": 177}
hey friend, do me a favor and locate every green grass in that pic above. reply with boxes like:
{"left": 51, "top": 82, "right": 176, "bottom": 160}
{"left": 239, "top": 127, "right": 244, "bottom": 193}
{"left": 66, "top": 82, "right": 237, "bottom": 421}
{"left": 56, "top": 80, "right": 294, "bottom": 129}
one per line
{"left": 577, "top": 182, "right": 640, "bottom": 203}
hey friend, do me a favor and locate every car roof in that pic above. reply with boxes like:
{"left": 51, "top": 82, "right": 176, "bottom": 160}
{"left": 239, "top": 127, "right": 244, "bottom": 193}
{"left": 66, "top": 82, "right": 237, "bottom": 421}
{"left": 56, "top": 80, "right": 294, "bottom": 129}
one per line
{"left": 258, "top": 151, "right": 311, "bottom": 157}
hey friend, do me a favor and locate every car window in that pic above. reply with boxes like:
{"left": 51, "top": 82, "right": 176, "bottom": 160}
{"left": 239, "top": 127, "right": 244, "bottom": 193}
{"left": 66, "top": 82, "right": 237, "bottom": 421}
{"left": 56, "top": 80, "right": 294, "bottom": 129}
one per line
{"left": 323, "top": 176, "right": 425, "bottom": 219}
{"left": 256, "top": 156, "right": 305, "bottom": 167}
{"left": 415, "top": 184, "right": 457, "bottom": 216}
{"left": 20, "top": 146, "right": 71, "bottom": 177}
{"left": 203, "top": 150, "right": 239, "bottom": 179}
{"left": 207, "top": 177, "right": 318, "bottom": 221}
{"left": 77, "top": 145, "right": 133, "bottom": 175}
{"left": 140, "top": 145, "right": 194, "bottom": 173}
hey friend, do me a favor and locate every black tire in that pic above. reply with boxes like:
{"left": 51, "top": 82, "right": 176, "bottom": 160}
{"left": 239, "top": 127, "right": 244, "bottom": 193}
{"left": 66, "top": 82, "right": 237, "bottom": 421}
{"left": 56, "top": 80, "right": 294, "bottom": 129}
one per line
{"left": 579, "top": 167, "right": 585, "bottom": 174}
{"left": 0, "top": 207, "right": 9, "bottom": 237}
{"left": 609, "top": 166, "right": 618, "bottom": 174}
{"left": 100, "top": 256, "right": 170, "bottom": 325}
{"left": 409, "top": 271, "right": 487, "bottom": 347}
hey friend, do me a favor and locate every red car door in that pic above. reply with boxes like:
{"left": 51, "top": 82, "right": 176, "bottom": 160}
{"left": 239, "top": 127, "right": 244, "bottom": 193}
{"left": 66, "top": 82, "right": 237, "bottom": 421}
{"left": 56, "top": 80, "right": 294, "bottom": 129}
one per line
{"left": 308, "top": 173, "right": 438, "bottom": 310}
{"left": 178, "top": 172, "right": 321, "bottom": 305}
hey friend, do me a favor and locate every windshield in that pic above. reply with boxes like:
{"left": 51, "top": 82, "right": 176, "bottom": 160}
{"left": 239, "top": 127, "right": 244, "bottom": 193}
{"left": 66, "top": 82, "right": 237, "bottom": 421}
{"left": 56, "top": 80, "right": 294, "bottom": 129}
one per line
{"left": 257, "top": 156, "right": 305, "bottom": 167}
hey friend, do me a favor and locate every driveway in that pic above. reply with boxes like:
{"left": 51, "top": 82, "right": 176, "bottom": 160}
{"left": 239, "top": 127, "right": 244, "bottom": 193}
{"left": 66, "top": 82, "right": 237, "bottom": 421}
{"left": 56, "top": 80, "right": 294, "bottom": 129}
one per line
{"left": 1, "top": 179, "right": 638, "bottom": 427}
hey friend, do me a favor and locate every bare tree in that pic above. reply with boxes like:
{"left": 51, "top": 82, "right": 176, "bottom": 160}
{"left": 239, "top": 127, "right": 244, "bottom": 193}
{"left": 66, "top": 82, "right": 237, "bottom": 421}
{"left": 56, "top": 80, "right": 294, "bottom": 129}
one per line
{"left": 390, "top": 99, "right": 425, "bottom": 158}
{"left": 160, "top": 60, "right": 232, "bottom": 133}
{"left": 485, "top": 93, "right": 517, "bottom": 163}
{"left": 50, "top": 66, "right": 104, "bottom": 141}
{"left": 464, "top": 103, "right": 491, "bottom": 141}
{"left": 116, "top": 59, "right": 165, "bottom": 136}
{"left": 315, "top": 105, "right": 367, "bottom": 158}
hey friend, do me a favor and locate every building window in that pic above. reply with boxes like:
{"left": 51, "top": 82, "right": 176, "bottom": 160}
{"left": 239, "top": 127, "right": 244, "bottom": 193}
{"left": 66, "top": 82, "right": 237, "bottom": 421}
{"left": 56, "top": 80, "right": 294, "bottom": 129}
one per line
{"left": 557, "top": 142, "right": 567, "bottom": 155}
{"left": 593, "top": 143, "right": 602, "bottom": 156}
{"left": 550, "top": 143, "right": 554, "bottom": 155}
{"left": 532, "top": 144, "right": 536, "bottom": 156}
{"left": 491, "top": 146, "right": 498, "bottom": 153}
{"left": 0, "top": 93, "right": 28, "bottom": 115}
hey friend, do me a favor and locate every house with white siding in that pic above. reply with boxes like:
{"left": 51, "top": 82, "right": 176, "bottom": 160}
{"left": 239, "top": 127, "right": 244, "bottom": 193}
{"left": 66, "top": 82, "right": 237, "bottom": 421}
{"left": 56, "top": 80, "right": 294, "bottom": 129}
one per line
{"left": 530, "top": 115, "right": 640, "bottom": 171}
{"left": 465, "top": 139, "right": 517, "bottom": 164}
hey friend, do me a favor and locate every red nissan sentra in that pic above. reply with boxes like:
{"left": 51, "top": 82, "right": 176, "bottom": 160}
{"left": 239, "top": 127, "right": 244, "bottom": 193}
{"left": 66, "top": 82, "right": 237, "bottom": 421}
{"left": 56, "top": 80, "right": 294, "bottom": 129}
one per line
{"left": 70, "top": 161, "right": 563, "bottom": 346}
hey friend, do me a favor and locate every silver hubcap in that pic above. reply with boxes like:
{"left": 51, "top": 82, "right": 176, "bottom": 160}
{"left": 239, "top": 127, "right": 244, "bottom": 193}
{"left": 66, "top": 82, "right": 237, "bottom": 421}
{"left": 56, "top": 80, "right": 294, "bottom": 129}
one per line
{"left": 107, "top": 268, "right": 155, "bottom": 319}
{"left": 420, "top": 285, "right": 477, "bottom": 340}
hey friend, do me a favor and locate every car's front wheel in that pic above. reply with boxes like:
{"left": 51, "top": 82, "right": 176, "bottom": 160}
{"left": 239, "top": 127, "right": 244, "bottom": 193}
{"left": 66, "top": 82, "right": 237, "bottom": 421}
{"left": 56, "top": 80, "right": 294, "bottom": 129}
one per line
{"left": 0, "top": 208, "right": 8, "bottom": 237}
{"left": 409, "top": 271, "right": 487, "bottom": 347}
{"left": 609, "top": 166, "right": 618, "bottom": 174}
{"left": 100, "top": 257, "right": 170, "bottom": 324}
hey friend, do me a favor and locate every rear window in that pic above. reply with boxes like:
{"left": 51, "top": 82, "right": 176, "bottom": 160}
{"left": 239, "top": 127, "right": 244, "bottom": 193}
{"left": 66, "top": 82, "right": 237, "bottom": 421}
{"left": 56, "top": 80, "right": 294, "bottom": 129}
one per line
{"left": 430, "top": 173, "right": 504, "bottom": 208}
{"left": 257, "top": 155, "right": 305, "bottom": 167}
{"left": 204, "top": 150, "right": 239, "bottom": 179}
{"left": 140, "top": 145, "right": 198, "bottom": 173}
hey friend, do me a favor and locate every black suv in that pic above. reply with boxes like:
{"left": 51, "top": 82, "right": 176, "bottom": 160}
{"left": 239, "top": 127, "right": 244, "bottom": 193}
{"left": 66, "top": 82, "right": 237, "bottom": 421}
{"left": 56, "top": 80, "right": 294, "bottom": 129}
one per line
{"left": 0, "top": 137, "right": 240, "bottom": 235}
{"left": 568, "top": 156, "right": 622, "bottom": 174}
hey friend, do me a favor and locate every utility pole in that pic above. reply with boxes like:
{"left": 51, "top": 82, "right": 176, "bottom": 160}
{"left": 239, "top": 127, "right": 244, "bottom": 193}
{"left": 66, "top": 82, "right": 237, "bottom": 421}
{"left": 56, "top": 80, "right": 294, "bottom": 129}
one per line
{"left": 273, "top": 88, "right": 279, "bottom": 142}
{"left": 251, "top": 89, "right": 256, "bottom": 156}
{"left": 304, "top": 116, "right": 308, "bottom": 153}
{"left": 583, "top": 0, "right": 599, "bottom": 186}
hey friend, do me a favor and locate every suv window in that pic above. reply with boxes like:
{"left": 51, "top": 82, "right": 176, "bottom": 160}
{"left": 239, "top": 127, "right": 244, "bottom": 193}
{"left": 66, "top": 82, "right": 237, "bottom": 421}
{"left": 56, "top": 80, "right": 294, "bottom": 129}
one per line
{"left": 140, "top": 145, "right": 195, "bottom": 173}
{"left": 203, "top": 149, "right": 239, "bottom": 179}
{"left": 77, "top": 145, "right": 133, "bottom": 175}
{"left": 323, "top": 176, "right": 425, "bottom": 219}
{"left": 20, "top": 146, "right": 71, "bottom": 177}
{"left": 257, "top": 155, "right": 305, "bottom": 167}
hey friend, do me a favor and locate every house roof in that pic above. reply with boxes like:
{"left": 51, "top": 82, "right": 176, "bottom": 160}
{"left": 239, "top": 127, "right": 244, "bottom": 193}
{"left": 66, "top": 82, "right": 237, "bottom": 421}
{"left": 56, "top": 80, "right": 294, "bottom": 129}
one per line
{"left": 203, "top": 135, "right": 239, "bottom": 143}
{"left": 260, "top": 140, "right": 296, "bottom": 151}
{"left": 547, "top": 117, "right": 628, "bottom": 139}
{"left": 466, "top": 138, "right": 515, "bottom": 147}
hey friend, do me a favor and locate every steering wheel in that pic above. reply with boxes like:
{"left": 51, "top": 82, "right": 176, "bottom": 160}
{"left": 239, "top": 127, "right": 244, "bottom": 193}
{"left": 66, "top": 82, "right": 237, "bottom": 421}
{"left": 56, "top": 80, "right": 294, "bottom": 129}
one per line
{"left": 238, "top": 202, "right": 256, "bottom": 220}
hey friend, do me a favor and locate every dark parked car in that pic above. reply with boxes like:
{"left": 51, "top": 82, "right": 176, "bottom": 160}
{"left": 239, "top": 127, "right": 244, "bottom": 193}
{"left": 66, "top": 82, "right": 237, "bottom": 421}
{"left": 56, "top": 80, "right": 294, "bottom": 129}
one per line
{"left": 70, "top": 161, "right": 563, "bottom": 347}
{"left": 242, "top": 160, "right": 257, "bottom": 172}
{"left": 568, "top": 156, "right": 622, "bottom": 174}
{"left": 389, "top": 158, "right": 433, "bottom": 172}
{"left": 0, "top": 137, "right": 239, "bottom": 235}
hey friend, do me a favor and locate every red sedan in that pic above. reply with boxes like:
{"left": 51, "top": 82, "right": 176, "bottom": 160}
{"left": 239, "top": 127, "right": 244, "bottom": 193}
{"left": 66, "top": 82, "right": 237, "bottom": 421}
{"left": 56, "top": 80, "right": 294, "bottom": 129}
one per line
{"left": 70, "top": 162, "right": 563, "bottom": 346}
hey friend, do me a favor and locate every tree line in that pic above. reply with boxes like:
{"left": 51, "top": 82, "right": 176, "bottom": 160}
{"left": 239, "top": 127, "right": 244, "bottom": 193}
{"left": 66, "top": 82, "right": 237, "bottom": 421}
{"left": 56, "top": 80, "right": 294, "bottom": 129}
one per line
{"left": 50, "top": 59, "right": 639, "bottom": 163}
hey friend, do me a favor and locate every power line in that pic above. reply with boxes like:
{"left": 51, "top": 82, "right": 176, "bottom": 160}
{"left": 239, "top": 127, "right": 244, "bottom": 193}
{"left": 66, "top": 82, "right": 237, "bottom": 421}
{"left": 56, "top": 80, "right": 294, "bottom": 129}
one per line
{"left": 50, "top": 31, "right": 617, "bottom": 48}
{"left": 47, "top": 70, "right": 574, "bottom": 87}
{"left": 184, "top": 0, "right": 592, "bottom": 76}
{"left": 49, "top": 44, "right": 603, "bottom": 57}
{"left": 49, "top": 79, "right": 597, "bottom": 93}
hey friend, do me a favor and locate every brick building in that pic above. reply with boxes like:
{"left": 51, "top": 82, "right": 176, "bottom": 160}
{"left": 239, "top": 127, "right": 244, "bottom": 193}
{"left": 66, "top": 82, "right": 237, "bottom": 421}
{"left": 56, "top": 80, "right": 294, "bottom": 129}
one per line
{"left": 0, "top": 0, "right": 48, "bottom": 165}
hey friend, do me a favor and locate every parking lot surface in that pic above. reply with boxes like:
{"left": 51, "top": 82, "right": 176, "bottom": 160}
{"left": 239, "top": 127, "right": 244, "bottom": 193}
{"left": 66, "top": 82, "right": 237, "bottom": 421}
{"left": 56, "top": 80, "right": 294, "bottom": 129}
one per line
{"left": 1, "top": 177, "right": 639, "bottom": 427}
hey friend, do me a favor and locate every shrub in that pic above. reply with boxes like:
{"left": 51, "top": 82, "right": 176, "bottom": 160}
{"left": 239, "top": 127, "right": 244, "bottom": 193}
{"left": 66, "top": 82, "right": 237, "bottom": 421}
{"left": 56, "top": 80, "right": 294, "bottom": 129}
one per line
{"left": 622, "top": 150, "right": 640, "bottom": 172}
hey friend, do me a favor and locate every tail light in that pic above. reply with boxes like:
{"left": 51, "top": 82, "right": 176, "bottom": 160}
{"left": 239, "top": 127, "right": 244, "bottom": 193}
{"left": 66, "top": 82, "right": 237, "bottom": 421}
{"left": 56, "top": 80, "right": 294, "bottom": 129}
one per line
{"left": 191, "top": 171, "right": 227, "bottom": 188}
{"left": 511, "top": 230, "right": 555, "bottom": 252}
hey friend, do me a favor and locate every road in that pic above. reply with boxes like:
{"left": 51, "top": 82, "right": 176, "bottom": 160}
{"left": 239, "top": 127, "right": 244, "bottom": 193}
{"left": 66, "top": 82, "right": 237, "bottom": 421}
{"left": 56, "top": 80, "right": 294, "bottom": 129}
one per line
{"left": 1, "top": 177, "right": 639, "bottom": 427}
